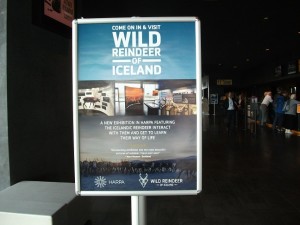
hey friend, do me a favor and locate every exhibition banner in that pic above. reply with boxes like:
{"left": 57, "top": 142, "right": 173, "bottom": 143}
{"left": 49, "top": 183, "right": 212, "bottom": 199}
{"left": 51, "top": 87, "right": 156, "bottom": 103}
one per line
{"left": 72, "top": 17, "right": 202, "bottom": 196}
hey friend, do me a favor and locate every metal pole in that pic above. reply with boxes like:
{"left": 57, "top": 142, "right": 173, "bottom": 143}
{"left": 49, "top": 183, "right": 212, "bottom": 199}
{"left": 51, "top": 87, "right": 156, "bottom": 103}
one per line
{"left": 139, "top": 196, "right": 146, "bottom": 225}
{"left": 131, "top": 196, "right": 139, "bottom": 225}
{"left": 297, "top": 113, "right": 300, "bottom": 131}
{"left": 213, "top": 103, "right": 215, "bottom": 115}
{"left": 254, "top": 109, "right": 257, "bottom": 135}
{"left": 243, "top": 98, "right": 247, "bottom": 131}
{"left": 131, "top": 196, "right": 147, "bottom": 225}
{"left": 298, "top": 104, "right": 300, "bottom": 131}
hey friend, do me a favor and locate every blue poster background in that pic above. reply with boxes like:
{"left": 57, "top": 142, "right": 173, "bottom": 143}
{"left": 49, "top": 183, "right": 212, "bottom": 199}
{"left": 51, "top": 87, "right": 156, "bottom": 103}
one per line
{"left": 77, "top": 22, "right": 196, "bottom": 80}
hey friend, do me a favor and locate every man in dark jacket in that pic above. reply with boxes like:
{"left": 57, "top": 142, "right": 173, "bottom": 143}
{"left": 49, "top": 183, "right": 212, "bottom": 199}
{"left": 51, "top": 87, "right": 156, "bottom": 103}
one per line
{"left": 224, "top": 92, "right": 238, "bottom": 134}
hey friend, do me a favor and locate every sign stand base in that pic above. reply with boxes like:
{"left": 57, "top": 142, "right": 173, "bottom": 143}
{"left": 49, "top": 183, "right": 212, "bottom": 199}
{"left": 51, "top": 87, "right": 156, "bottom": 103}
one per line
{"left": 131, "top": 196, "right": 147, "bottom": 225}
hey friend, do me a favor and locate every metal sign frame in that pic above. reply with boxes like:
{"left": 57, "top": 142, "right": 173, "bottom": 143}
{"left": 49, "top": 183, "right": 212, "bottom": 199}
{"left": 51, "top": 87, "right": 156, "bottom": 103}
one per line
{"left": 72, "top": 17, "right": 202, "bottom": 196}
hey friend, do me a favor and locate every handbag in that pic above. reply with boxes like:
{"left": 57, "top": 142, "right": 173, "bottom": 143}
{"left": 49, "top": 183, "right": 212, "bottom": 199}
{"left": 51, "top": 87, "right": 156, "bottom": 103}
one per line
{"left": 282, "top": 100, "right": 290, "bottom": 112}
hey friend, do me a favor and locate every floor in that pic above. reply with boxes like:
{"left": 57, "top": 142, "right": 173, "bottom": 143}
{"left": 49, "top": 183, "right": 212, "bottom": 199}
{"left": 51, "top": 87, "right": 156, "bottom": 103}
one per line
{"left": 86, "top": 114, "right": 300, "bottom": 225}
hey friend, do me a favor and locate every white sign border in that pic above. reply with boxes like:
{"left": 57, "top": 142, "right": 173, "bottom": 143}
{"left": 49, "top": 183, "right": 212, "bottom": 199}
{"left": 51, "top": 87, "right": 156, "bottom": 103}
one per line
{"left": 72, "top": 16, "right": 202, "bottom": 196}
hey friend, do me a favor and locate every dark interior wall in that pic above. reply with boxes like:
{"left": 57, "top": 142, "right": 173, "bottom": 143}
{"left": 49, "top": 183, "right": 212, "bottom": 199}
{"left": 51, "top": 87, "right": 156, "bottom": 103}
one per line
{"left": 241, "top": 62, "right": 300, "bottom": 98}
{"left": 209, "top": 60, "right": 300, "bottom": 98}
{"left": 7, "top": 0, "right": 74, "bottom": 184}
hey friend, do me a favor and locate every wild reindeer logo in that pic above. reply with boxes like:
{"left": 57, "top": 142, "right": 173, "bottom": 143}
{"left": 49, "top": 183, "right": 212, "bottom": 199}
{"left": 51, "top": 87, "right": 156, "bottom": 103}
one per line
{"left": 139, "top": 173, "right": 148, "bottom": 188}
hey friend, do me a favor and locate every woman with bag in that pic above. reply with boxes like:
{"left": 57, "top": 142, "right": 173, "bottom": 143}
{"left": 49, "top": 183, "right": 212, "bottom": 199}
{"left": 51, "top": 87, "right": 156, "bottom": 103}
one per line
{"left": 260, "top": 91, "right": 273, "bottom": 127}
{"left": 284, "top": 94, "right": 300, "bottom": 134}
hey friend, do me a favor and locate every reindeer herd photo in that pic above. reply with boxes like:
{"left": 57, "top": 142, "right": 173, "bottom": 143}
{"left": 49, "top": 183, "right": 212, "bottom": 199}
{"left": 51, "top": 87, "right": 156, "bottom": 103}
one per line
{"left": 79, "top": 156, "right": 197, "bottom": 191}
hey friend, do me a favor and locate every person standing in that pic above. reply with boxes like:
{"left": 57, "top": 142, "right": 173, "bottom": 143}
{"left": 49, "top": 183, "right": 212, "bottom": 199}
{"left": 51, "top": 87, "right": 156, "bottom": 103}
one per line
{"left": 260, "top": 91, "right": 273, "bottom": 127}
{"left": 284, "top": 94, "right": 300, "bottom": 134}
{"left": 224, "top": 91, "right": 238, "bottom": 134}
{"left": 272, "top": 90, "right": 288, "bottom": 132}
{"left": 237, "top": 92, "right": 246, "bottom": 129}
{"left": 271, "top": 87, "right": 282, "bottom": 124}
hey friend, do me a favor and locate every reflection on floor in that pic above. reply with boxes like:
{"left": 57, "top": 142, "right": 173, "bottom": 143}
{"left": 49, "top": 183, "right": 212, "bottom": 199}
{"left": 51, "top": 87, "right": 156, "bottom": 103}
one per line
{"left": 86, "top": 114, "right": 300, "bottom": 225}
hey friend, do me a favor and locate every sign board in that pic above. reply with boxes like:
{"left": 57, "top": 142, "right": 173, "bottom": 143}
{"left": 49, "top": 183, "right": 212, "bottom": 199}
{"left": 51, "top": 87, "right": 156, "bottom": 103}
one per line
{"left": 287, "top": 60, "right": 297, "bottom": 75}
{"left": 210, "top": 93, "right": 218, "bottom": 104}
{"left": 217, "top": 79, "right": 232, "bottom": 85}
{"left": 274, "top": 65, "right": 282, "bottom": 77}
{"left": 44, "top": 0, "right": 74, "bottom": 27}
{"left": 72, "top": 17, "right": 202, "bottom": 196}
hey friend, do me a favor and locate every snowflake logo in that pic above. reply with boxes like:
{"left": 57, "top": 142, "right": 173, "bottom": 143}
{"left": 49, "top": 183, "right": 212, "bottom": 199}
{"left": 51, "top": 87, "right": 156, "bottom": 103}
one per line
{"left": 94, "top": 176, "right": 107, "bottom": 188}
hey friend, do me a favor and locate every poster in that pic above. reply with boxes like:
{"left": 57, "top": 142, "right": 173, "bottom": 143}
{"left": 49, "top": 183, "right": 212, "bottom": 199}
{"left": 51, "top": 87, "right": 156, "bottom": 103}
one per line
{"left": 73, "top": 17, "right": 202, "bottom": 196}
{"left": 44, "top": 0, "right": 74, "bottom": 27}
{"left": 210, "top": 94, "right": 218, "bottom": 104}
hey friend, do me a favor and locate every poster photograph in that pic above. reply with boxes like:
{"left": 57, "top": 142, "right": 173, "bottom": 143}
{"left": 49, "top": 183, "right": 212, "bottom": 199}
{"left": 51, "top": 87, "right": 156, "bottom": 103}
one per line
{"left": 44, "top": 0, "right": 74, "bottom": 27}
{"left": 72, "top": 17, "right": 202, "bottom": 196}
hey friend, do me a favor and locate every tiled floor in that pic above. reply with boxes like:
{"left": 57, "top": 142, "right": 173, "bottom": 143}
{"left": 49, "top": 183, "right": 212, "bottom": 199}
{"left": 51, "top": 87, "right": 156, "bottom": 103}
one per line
{"left": 86, "top": 114, "right": 300, "bottom": 225}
